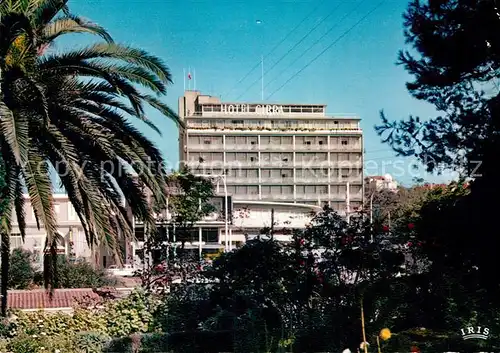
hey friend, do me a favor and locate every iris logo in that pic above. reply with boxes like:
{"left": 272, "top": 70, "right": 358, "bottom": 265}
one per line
{"left": 460, "top": 326, "right": 490, "bottom": 340}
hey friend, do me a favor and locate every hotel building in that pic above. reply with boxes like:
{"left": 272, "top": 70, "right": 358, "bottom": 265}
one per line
{"left": 179, "top": 90, "right": 364, "bottom": 214}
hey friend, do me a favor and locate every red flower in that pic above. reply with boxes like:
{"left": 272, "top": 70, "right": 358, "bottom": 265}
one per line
{"left": 410, "top": 346, "right": 420, "bottom": 353}
{"left": 408, "top": 223, "right": 415, "bottom": 230}
{"left": 299, "top": 239, "right": 305, "bottom": 245}
{"left": 407, "top": 242, "right": 413, "bottom": 247}
{"left": 382, "top": 225, "right": 390, "bottom": 232}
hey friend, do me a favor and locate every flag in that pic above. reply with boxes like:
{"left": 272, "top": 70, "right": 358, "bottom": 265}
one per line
{"left": 188, "top": 72, "right": 192, "bottom": 80}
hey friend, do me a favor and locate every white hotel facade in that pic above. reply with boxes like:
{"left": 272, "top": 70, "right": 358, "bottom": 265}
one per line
{"left": 179, "top": 90, "right": 364, "bottom": 211}
{"left": 163, "top": 90, "right": 365, "bottom": 250}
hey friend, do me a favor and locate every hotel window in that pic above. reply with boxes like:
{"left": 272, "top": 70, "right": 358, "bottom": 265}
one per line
{"left": 318, "top": 141, "right": 323, "bottom": 145}
{"left": 203, "top": 140, "right": 211, "bottom": 144}
{"left": 10, "top": 233, "right": 22, "bottom": 249}
{"left": 341, "top": 140, "right": 348, "bottom": 146}
{"left": 305, "top": 141, "right": 311, "bottom": 145}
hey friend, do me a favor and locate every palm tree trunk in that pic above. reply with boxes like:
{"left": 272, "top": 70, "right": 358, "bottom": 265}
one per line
{"left": 1, "top": 229, "right": 9, "bottom": 317}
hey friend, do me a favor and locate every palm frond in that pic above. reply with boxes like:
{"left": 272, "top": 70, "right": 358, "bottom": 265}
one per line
{"left": 40, "top": 43, "right": 172, "bottom": 83}
{"left": 42, "top": 14, "right": 113, "bottom": 43}
{"left": 32, "top": 0, "right": 68, "bottom": 26}
{"left": 0, "top": 103, "right": 28, "bottom": 166}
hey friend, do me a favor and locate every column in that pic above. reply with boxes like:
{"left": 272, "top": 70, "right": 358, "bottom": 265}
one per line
{"left": 198, "top": 227, "right": 202, "bottom": 259}
{"left": 293, "top": 135, "right": 297, "bottom": 202}
{"left": 258, "top": 135, "right": 262, "bottom": 200}
{"left": 327, "top": 135, "right": 331, "bottom": 206}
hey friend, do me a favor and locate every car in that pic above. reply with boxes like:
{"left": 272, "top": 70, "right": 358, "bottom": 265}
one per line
{"left": 106, "top": 264, "right": 136, "bottom": 277}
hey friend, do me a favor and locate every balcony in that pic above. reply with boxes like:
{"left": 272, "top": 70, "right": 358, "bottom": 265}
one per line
{"left": 295, "top": 178, "right": 329, "bottom": 184}
{"left": 259, "top": 144, "right": 294, "bottom": 151}
{"left": 330, "top": 145, "right": 362, "bottom": 152}
{"left": 188, "top": 144, "right": 224, "bottom": 151}
{"left": 260, "top": 177, "right": 294, "bottom": 184}
{"left": 261, "top": 194, "right": 293, "bottom": 201}
{"left": 260, "top": 160, "right": 294, "bottom": 167}
{"left": 232, "top": 194, "right": 261, "bottom": 200}
{"left": 294, "top": 145, "right": 330, "bottom": 151}
{"left": 294, "top": 160, "right": 330, "bottom": 168}
{"left": 226, "top": 178, "right": 260, "bottom": 184}
{"left": 224, "top": 144, "right": 259, "bottom": 151}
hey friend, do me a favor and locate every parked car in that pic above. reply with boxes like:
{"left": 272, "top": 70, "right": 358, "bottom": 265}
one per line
{"left": 106, "top": 264, "right": 136, "bottom": 277}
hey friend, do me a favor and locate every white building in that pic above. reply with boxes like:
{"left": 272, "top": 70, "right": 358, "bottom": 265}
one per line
{"left": 10, "top": 194, "right": 124, "bottom": 269}
{"left": 365, "top": 174, "right": 398, "bottom": 192}
{"left": 178, "top": 90, "right": 364, "bottom": 213}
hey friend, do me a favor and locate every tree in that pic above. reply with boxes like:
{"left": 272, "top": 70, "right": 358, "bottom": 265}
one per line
{"left": 0, "top": 1, "right": 181, "bottom": 314}
{"left": 375, "top": 0, "right": 500, "bottom": 311}
{"left": 140, "top": 169, "right": 216, "bottom": 291}
{"left": 8, "top": 248, "right": 35, "bottom": 289}
{"left": 165, "top": 207, "right": 409, "bottom": 352}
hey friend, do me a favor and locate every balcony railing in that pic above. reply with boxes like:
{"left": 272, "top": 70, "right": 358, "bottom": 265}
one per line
{"left": 186, "top": 144, "right": 362, "bottom": 152}
{"left": 226, "top": 178, "right": 260, "bottom": 184}
{"left": 232, "top": 194, "right": 261, "bottom": 200}
{"left": 260, "top": 194, "right": 294, "bottom": 200}
{"left": 295, "top": 178, "right": 329, "bottom": 183}
{"left": 260, "top": 177, "right": 294, "bottom": 184}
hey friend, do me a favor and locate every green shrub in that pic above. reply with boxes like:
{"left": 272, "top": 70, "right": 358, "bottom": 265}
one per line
{"left": 34, "top": 255, "right": 117, "bottom": 289}
{"left": 9, "top": 248, "right": 36, "bottom": 289}
{"left": 73, "top": 331, "right": 111, "bottom": 353}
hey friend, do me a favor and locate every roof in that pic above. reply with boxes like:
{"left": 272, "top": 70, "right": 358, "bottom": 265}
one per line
{"left": 7, "top": 288, "right": 124, "bottom": 310}
{"left": 366, "top": 176, "right": 386, "bottom": 181}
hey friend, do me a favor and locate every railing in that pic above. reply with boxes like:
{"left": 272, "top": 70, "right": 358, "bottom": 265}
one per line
{"left": 186, "top": 125, "right": 362, "bottom": 132}
{"left": 295, "top": 178, "right": 329, "bottom": 183}
{"left": 226, "top": 178, "right": 260, "bottom": 184}
{"left": 259, "top": 145, "right": 294, "bottom": 151}
{"left": 294, "top": 145, "right": 330, "bottom": 151}
{"left": 260, "top": 177, "right": 294, "bottom": 184}
{"left": 232, "top": 194, "right": 261, "bottom": 200}
{"left": 260, "top": 194, "right": 293, "bottom": 200}
{"left": 187, "top": 144, "right": 225, "bottom": 151}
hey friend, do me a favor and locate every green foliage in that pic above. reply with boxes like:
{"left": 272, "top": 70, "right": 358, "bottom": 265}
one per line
{"left": 152, "top": 207, "right": 409, "bottom": 352}
{"left": 168, "top": 169, "right": 216, "bottom": 241}
{"left": 33, "top": 255, "right": 117, "bottom": 289}
{"left": 104, "top": 290, "right": 159, "bottom": 337}
{"left": 0, "top": 290, "right": 159, "bottom": 351}
{"left": 8, "top": 248, "right": 35, "bottom": 289}
{"left": 0, "top": 0, "right": 178, "bottom": 298}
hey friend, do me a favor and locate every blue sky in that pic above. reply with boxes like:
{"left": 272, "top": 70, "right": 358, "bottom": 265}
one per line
{"left": 67, "top": 0, "right": 455, "bottom": 185}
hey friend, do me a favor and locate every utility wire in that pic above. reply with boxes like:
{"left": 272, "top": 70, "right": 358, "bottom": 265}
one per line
{"left": 267, "top": 1, "right": 385, "bottom": 100}
{"left": 265, "top": 0, "right": 367, "bottom": 92}
{"left": 222, "top": 0, "right": 326, "bottom": 100}
{"left": 235, "top": 1, "right": 342, "bottom": 101}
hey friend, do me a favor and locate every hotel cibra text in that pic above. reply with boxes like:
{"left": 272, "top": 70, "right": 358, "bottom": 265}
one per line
{"left": 220, "top": 104, "right": 284, "bottom": 115}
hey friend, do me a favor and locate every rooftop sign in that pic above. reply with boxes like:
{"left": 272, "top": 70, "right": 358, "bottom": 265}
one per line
{"left": 220, "top": 104, "right": 284, "bottom": 115}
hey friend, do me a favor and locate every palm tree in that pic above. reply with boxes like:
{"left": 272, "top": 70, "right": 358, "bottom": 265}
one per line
{"left": 0, "top": 0, "right": 181, "bottom": 315}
